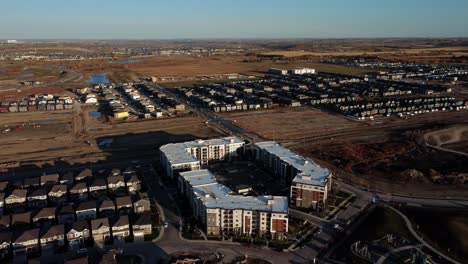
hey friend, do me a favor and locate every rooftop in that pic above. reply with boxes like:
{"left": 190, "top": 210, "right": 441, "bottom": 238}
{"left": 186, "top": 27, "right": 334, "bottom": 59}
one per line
{"left": 255, "top": 141, "right": 331, "bottom": 187}
{"left": 181, "top": 170, "right": 288, "bottom": 213}
{"left": 160, "top": 136, "right": 243, "bottom": 165}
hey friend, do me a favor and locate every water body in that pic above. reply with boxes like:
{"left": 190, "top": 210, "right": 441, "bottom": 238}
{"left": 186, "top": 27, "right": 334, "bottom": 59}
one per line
{"left": 110, "top": 59, "right": 144, "bottom": 65}
{"left": 87, "top": 74, "right": 110, "bottom": 84}
{"left": 16, "top": 73, "right": 34, "bottom": 78}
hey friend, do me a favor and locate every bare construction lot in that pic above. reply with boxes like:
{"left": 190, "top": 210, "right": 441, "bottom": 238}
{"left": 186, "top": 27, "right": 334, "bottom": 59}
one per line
{"left": 0, "top": 107, "right": 220, "bottom": 169}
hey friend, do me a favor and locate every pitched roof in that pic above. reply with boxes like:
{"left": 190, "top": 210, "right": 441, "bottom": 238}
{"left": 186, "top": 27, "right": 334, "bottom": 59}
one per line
{"left": 91, "top": 218, "right": 110, "bottom": 230}
{"left": 49, "top": 184, "right": 68, "bottom": 193}
{"left": 76, "top": 200, "right": 96, "bottom": 211}
{"left": 134, "top": 213, "right": 151, "bottom": 226}
{"left": 14, "top": 228, "right": 39, "bottom": 243}
{"left": 92, "top": 177, "right": 107, "bottom": 187}
{"left": 0, "top": 232, "right": 12, "bottom": 244}
{"left": 71, "top": 182, "right": 88, "bottom": 191}
{"left": 115, "top": 196, "right": 132, "bottom": 207}
{"left": 0, "top": 181, "right": 8, "bottom": 191}
{"left": 58, "top": 205, "right": 74, "bottom": 215}
{"left": 107, "top": 175, "right": 125, "bottom": 185}
{"left": 0, "top": 193, "right": 4, "bottom": 202}
{"left": 112, "top": 215, "right": 129, "bottom": 228}
{"left": 41, "top": 224, "right": 64, "bottom": 239}
{"left": 11, "top": 212, "right": 31, "bottom": 225}
{"left": 8, "top": 189, "right": 27, "bottom": 199}
{"left": 23, "top": 177, "right": 40, "bottom": 187}
{"left": 0, "top": 215, "right": 10, "bottom": 227}
{"left": 70, "top": 221, "right": 89, "bottom": 233}
{"left": 28, "top": 188, "right": 48, "bottom": 198}
{"left": 40, "top": 174, "right": 59, "bottom": 184}
{"left": 99, "top": 199, "right": 115, "bottom": 210}
{"left": 33, "top": 207, "right": 56, "bottom": 220}
{"left": 127, "top": 175, "right": 140, "bottom": 183}
{"left": 60, "top": 172, "right": 74, "bottom": 183}
{"left": 76, "top": 169, "right": 93, "bottom": 180}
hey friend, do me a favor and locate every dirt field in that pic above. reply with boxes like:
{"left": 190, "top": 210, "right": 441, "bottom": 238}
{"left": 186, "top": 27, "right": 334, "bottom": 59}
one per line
{"left": 0, "top": 105, "right": 221, "bottom": 169}
{"left": 222, "top": 107, "right": 468, "bottom": 196}
{"left": 424, "top": 125, "right": 468, "bottom": 155}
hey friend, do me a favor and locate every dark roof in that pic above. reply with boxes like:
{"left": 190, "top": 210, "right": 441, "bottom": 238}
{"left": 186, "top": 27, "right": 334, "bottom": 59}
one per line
{"left": 29, "top": 188, "right": 48, "bottom": 198}
{"left": 12, "top": 212, "right": 31, "bottom": 225}
{"left": 115, "top": 196, "right": 132, "bottom": 207}
{"left": 23, "top": 177, "right": 40, "bottom": 187}
{"left": 127, "top": 175, "right": 140, "bottom": 183}
{"left": 14, "top": 228, "right": 39, "bottom": 243}
{"left": 134, "top": 213, "right": 151, "bottom": 226}
{"left": 33, "top": 207, "right": 56, "bottom": 220}
{"left": 77, "top": 200, "right": 96, "bottom": 211}
{"left": 0, "top": 232, "right": 12, "bottom": 244}
{"left": 110, "top": 168, "right": 121, "bottom": 176}
{"left": 112, "top": 215, "right": 129, "bottom": 228}
{"left": 58, "top": 205, "right": 75, "bottom": 215}
{"left": 60, "top": 172, "right": 74, "bottom": 182}
{"left": 99, "top": 199, "right": 115, "bottom": 210}
{"left": 65, "top": 256, "right": 88, "bottom": 264}
{"left": 107, "top": 175, "right": 125, "bottom": 185}
{"left": 76, "top": 169, "right": 93, "bottom": 180}
{"left": 91, "top": 218, "right": 110, "bottom": 230}
{"left": 41, "top": 224, "right": 64, "bottom": 239}
{"left": 0, "top": 215, "right": 10, "bottom": 227}
{"left": 0, "top": 193, "right": 4, "bottom": 202}
{"left": 8, "top": 189, "right": 27, "bottom": 199}
{"left": 40, "top": 174, "right": 59, "bottom": 184}
{"left": 70, "top": 221, "right": 89, "bottom": 232}
{"left": 0, "top": 181, "right": 8, "bottom": 191}
{"left": 49, "top": 184, "right": 68, "bottom": 193}
{"left": 71, "top": 182, "right": 88, "bottom": 192}
{"left": 92, "top": 177, "right": 107, "bottom": 187}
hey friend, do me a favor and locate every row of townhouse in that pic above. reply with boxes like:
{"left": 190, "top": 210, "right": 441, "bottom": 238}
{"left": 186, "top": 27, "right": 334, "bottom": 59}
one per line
{"left": 1, "top": 172, "right": 142, "bottom": 214}
{"left": 160, "top": 136, "right": 245, "bottom": 178}
{"left": 253, "top": 141, "right": 333, "bottom": 210}
{"left": 0, "top": 213, "right": 152, "bottom": 260}
{"left": 178, "top": 170, "right": 288, "bottom": 239}
{"left": 0, "top": 192, "right": 150, "bottom": 229}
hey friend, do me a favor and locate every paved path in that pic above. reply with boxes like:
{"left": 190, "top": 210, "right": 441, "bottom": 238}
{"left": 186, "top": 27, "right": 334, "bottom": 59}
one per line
{"left": 385, "top": 205, "right": 461, "bottom": 264}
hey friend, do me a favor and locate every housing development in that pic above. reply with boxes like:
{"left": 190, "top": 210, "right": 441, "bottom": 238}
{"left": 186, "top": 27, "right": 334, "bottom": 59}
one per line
{"left": 1, "top": 3, "right": 468, "bottom": 262}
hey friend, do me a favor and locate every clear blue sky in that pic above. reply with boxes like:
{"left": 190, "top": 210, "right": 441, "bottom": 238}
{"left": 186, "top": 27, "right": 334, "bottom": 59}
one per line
{"left": 1, "top": 0, "right": 467, "bottom": 39}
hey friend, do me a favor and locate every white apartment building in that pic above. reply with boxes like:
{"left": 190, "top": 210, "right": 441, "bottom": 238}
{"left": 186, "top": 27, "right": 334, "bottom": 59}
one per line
{"left": 160, "top": 137, "right": 245, "bottom": 178}
{"left": 179, "top": 170, "right": 289, "bottom": 239}
{"left": 290, "top": 67, "right": 316, "bottom": 75}
{"left": 254, "top": 141, "right": 332, "bottom": 209}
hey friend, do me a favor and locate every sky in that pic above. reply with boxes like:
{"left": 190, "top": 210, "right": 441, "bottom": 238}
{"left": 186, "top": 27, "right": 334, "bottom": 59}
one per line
{"left": 1, "top": 0, "right": 467, "bottom": 39}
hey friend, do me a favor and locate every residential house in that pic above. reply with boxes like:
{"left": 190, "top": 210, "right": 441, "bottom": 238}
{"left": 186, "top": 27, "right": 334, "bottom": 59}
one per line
{"left": 67, "top": 221, "right": 90, "bottom": 250}
{"left": 99, "top": 199, "right": 115, "bottom": 218}
{"left": 60, "top": 172, "right": 75, "bottom": 187}
{"left": 40, "top": 224, "right": 65, "bottom": 251}
{"left": 76, "top": 201, "right": 97, "bottom": 222}
{"left": 12, "top": 228, "right": 40, "bottom": 256}
{"left": 132, "top": 213, "right": 152, "bottom": 239}
{"left": 57, "top": 205, "right": 75, "bottom": 224}
{"left": 126, "top": 175, "right": 141, "bottom": 194}
{"left": 0, "top": 215, "right": 10, "bottom": 231}
{"left": 48, "top": 185, "right": 68, "bottom": 205}
{"left": 89, "top": 178, "right": 107, "bottom": 199}
{"left": 111, "top": 215, "right": 130, "bottom": 242}
{"left": 32, "top": 207, "right": 56, "bottom": 228}
{"left": 27, "top": 188, "right": 48, "bottom": 208}
{"left": 133, "top": 192, "right": 150, "bottom": 214}
{"left": 110, "top": 168, "right": 121, "bottom": 177}
{"left": 5, "top": 189, "right": 27, "bottom": 208}
{"left": 91, "top": 218, "right": 111, "bottom": 244}
{"left": 70, "top": 182, "right": 88, "bottom": 201}
{"left": 0, "top": 182, "right": 8, "bottom": 193}
{"left": 40, "top": 174, "right": 59, "bottom": 187}
{"left": 122, "top": 167, "right": 136, "bottom": 177}
{"left": 0, "top": 193, "right": 4, "bottom": 216}
{"left": 23, "top": 177, "right": 40, "bottom": 189}
{"left": 115, "top": 196, "right": 133, "bottom": 215}
{"left": 107, "top": 175, "right": 126, "bottom": 195}
{"left": 11, "top": 212, "right": 31, "bottom": 228}
{"left": 75, "top": 169, "right": 93, "bottom": 182}
{"left": 0, "top": 232, "right": 12, "bottom": 260}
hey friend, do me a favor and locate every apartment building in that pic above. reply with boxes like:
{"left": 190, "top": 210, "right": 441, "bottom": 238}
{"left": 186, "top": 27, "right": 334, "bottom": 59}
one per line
{"left": 160, "top": 137, "right": 244, "bottom": 178}
{"left": 254, "top": 141, "right": 332, "bottom": 209}
{"left": 179, "top": 170, "right": 288, "bottom": 239}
